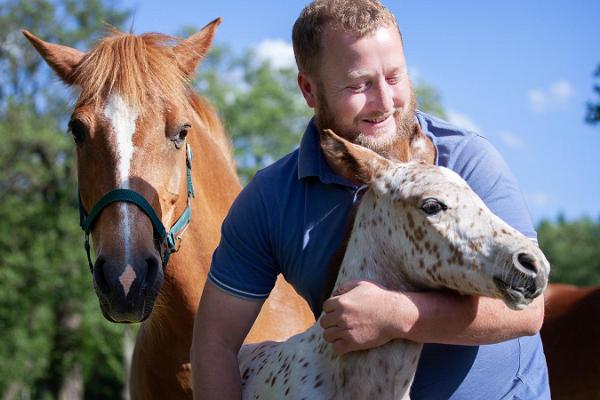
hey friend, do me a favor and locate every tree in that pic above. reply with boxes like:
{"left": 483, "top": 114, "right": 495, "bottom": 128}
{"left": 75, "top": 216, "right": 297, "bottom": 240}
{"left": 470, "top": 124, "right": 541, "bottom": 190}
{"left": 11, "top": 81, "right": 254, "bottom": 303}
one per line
{"left": 0, "top": 0, "right": 130, "bottom": 116}
{"left": 195, "top": 45, "right": 312, "bottom": 182}
{"left": 537, "top": 216, "right": 600, "bottom": 286}
{"left": 586, "top": 64, "right": 600, "bottom": 125}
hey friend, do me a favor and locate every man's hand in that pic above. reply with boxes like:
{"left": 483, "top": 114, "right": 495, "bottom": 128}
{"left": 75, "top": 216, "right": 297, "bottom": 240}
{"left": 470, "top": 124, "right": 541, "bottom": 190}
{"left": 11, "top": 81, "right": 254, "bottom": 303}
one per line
{"left": 320, "top": 280, "right": 417, "bottom": 355}
{"left": 319, "top": 280, "right": 545, "bottom": 356}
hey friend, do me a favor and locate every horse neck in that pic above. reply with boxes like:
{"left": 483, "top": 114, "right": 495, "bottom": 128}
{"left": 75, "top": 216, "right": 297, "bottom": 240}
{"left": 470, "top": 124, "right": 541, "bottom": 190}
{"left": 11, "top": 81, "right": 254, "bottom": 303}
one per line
{"left": 332, "top": 192, "right": 418, "bottom": 294}
{"left": 145, "top": 95, "right": 241, "bottom": 337}
{"left": 321, "top": 192, "right": 425, "bottom": 398}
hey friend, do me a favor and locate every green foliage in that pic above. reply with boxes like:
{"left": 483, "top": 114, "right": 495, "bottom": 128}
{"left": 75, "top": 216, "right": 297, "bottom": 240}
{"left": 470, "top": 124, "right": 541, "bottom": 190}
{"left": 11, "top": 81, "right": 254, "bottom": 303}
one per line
{"left": 195, "top": 45, "right": 312, "bottom": 182}
{"left": 0, "top": 0, "right": 130, "bottom": 115}
{"left": 537, "top": 216, "right": 600, "bottom": 286}
{"left": 0, "top": 102, "right": 127, "bottom": 398}
{"left": 416, "top": 83, "right": 448, "bottom": 120}
{"left": 586, "top": 64, "right": 600, "bottom": 125}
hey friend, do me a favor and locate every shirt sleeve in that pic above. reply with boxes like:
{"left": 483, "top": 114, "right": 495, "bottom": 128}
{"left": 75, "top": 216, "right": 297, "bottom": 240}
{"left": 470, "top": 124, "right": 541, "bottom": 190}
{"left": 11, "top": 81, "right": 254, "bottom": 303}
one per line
{"left": 449, "top": 134, "right": 537, "bottom": 240}
{"left": 208, "top": 178, "right": 279, "bottom": 301}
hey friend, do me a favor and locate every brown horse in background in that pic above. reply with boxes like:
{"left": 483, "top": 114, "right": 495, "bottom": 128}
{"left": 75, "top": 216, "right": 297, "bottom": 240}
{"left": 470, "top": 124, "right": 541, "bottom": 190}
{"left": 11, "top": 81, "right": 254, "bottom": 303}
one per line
{"left": 23, "top": 19, "right": 313, "bottom": 399}
{"left": 542, "top": 283, "right": 600, "bottom": 400}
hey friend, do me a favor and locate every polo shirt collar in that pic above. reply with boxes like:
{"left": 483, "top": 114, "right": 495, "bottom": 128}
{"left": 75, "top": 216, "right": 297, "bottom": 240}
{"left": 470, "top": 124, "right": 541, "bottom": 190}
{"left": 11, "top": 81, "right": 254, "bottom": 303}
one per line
{"left": 297, "top": 119, "right": 356, "bottom": 187}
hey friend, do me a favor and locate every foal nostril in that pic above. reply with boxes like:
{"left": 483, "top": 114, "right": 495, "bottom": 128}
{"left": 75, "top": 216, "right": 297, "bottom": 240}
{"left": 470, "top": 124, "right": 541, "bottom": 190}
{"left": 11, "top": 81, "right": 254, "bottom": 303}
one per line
{"left": 515, "top": 252, "right": 539, "bottom": 277}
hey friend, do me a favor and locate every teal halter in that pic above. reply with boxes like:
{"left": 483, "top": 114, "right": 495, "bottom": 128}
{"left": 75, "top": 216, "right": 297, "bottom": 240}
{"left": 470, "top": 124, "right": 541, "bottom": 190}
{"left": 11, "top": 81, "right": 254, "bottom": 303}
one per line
{"left": 78, "top": 144, "right": 195, "bottom": 272}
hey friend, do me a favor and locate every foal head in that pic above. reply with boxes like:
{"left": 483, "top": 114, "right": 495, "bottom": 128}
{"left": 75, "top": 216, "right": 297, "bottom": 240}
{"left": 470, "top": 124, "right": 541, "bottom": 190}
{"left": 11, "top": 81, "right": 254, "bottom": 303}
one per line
{"left": 23, "top": 19, "right": 222, "bottom": 322}
{"left": 321, "top": 129, "right": 549, "bottom": 310}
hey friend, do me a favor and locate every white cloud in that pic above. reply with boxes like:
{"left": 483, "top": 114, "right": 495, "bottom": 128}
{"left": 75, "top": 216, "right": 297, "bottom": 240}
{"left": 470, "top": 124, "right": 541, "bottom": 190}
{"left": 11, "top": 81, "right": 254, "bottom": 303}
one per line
{"left": 525, "top": 192, "right": 551, "bottom": 207}
{"left": 528, "top": 79, "right": 575, "bottom": 113}
{"left": 447, "top": 110, "right": 481, "bottom": 133}
{"left": 254, "top": 38, "right": 297, "bottom": 70}
{"left": 499, "top": 130, "right": 526, "bottom": 150}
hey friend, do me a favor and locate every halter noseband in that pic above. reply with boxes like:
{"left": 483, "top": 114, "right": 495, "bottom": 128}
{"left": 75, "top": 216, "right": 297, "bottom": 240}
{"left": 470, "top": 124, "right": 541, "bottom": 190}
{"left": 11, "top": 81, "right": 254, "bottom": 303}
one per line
{"left": 78, "top": 143, "right": 195, "bottom": 273}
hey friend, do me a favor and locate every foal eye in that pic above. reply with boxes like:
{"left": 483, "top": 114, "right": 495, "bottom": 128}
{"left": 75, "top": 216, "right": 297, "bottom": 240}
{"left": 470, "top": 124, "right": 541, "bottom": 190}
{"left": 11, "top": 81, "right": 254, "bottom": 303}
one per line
{"left": 68, "top": 119, "right": 87, "bottom": 144}
{"left": 420, "top": 198, "right": 447, "bottom": 216}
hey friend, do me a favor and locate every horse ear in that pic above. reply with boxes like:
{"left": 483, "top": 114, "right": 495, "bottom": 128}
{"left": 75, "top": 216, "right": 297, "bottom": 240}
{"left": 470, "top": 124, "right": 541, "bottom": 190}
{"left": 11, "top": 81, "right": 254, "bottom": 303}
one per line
{"left": 21, "top": 29, "right": 85, "bottom": 85}
{"left": 319, "top": 128, "right": 392, "bottom": 187}
{"left": 174, "top": 17, "right": 222, "bottom": 78}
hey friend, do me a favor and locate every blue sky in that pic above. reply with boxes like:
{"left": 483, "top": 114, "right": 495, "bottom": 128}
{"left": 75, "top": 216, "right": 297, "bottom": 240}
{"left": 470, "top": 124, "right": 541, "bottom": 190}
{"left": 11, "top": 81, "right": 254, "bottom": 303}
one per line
{"left": 122, "top": 0, "right": 600, "bottom": 223}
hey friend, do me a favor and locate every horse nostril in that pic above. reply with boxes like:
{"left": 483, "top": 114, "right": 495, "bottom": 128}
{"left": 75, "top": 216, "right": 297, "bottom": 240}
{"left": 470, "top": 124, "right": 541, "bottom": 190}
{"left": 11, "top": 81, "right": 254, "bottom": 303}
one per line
{"left": 145, "top": 255, "right": 160, "bottom": 289}
{"left": 516, "top": 253, "right": 538, "bottom": 276}
{"left": 93, "top": 256, "right": 110, "bottom": 292}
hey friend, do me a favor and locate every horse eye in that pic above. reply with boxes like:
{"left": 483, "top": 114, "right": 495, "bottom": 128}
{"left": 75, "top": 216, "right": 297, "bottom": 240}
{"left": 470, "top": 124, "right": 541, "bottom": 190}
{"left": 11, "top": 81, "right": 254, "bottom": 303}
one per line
{"left": 421, "top": 198, "right": 447, "bottom": 216}
{"left": 171, "top": 123, "right": 191, "bottom": 148}
{"left": 68, "top": 119, "right": 87, "bottom": 144}
{"left": 179, "top": 124, "right": 190, "bottom": 139}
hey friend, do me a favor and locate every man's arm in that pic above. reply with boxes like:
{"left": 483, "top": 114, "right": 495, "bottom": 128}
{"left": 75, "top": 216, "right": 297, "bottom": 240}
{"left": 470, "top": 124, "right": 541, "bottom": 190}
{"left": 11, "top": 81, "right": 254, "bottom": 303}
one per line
{"left": 191, "top": 281, "right": 263, "bottom": 399}
{"left": 320, "top": 280, "right": 544, "bottom": 355}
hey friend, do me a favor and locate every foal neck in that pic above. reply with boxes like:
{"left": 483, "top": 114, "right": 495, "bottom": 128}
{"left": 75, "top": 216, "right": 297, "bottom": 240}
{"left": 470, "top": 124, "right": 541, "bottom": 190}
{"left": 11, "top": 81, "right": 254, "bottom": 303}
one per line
{"left": 332, "top": 191, "right": 419, "bottom": 294}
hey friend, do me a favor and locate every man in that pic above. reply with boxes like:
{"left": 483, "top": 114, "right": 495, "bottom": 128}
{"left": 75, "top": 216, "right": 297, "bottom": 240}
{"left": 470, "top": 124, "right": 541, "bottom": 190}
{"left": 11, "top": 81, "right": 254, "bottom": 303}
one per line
{"left": 191, "top": 1, "right": 549, "bottom": 398}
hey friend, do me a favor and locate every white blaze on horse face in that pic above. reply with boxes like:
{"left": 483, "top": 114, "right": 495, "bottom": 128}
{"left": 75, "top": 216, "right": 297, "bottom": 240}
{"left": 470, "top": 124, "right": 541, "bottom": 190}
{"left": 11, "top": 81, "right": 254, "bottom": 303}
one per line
{"left": 103, "top": 93, "right": 139, "bottom": 188}
{"left": 119, "top": 264, "right": 137, "bottom": 297}
{"left": 103, "top": 93, "right": 139, "bottom": 287}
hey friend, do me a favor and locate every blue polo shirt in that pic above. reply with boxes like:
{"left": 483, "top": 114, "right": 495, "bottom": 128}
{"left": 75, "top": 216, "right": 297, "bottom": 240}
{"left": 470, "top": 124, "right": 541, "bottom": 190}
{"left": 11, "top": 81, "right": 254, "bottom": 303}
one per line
{"left": 208, "top": 111, "right": 550, "bottom": 399}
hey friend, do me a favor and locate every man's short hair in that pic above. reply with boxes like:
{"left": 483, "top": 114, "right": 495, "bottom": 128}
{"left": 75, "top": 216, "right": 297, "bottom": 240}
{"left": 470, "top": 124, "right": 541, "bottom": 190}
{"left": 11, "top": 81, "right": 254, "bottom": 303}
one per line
{"left": 292, "top": 0, "right": 400, "bottom": 77}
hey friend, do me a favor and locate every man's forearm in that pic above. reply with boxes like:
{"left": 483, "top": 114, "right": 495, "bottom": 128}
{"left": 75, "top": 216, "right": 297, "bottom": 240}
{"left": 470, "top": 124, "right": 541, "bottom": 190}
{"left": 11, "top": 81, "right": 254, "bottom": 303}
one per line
{"left": 390, "top": 290, "right": 545, "bottom": 345}
{"left": 191, "top": 342, "right": 241, "bottom": 400}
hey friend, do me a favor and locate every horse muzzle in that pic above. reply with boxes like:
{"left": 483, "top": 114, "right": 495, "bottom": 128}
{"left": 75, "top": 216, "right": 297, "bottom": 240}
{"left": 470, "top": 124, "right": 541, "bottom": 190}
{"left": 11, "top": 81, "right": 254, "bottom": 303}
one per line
{"left": 93, "top": 251, "right": 163, "bottom": 323}
{"left": 494, "top": 249, "right": 550, "bottom": 310}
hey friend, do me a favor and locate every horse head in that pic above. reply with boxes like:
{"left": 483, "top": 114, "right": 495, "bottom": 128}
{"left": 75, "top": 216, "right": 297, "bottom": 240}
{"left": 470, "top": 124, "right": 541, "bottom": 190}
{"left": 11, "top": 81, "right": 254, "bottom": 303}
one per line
{"left": 320, "top": 128, "right": 549, "bottom": 310}
{"left": 22, "top": 19, "right": 222, "bottom": 323}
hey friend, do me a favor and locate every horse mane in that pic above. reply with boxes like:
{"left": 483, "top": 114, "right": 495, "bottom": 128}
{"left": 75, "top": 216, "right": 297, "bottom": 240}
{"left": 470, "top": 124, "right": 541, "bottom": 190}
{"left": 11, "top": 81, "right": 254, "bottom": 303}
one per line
{"left": 71, "top": 29, "right": 189, "bottom": 112}
{"left": 189, "top": 93, "right": 236, "bottom": 171}
{"left": 71, "top": 28, "right": 236, "bottom": 167}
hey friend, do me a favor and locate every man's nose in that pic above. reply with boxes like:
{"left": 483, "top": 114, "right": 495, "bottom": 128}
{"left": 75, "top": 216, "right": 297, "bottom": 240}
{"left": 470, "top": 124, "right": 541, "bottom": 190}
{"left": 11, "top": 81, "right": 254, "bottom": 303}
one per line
{"left": 370, "top": 79, "right": 395, "bottom": 114}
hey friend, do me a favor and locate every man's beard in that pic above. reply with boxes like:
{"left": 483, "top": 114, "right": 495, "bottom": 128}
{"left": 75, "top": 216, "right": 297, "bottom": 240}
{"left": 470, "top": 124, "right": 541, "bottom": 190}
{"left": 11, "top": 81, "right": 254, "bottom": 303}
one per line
{"left": 315, "top": 84, "right": 417, "bottom": 157}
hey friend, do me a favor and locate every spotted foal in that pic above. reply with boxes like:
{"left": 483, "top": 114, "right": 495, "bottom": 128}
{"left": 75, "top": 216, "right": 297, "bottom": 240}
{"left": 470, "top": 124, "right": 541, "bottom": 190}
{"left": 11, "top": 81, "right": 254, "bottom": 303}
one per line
{"left": 238, "top": 129, "right": 549, "bottom": 399}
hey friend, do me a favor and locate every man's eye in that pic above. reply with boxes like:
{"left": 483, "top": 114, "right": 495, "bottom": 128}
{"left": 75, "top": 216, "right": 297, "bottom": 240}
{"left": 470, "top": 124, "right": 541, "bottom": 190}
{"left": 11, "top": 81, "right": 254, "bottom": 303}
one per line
{"left": 421, "top": 198, "right": 448, "bottom": 215}
{"left": 386, "top": 75, "right": 401, "bottom": 85}
{"left": 348, "top": 83, "right": 368, "bottom": 93}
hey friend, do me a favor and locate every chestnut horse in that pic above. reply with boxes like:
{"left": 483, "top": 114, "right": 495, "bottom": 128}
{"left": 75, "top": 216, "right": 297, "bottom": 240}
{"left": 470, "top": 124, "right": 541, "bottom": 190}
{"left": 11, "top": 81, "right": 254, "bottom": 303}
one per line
{"left": 22, "top": 19, "right": 313, "bottom": 399}
{"left": 542, "top": 283, "right": 600, "bottom": 400}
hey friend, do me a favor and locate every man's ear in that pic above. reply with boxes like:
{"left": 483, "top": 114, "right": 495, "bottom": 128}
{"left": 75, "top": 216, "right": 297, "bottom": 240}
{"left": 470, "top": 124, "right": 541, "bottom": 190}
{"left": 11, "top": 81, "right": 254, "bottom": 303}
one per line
{"left": 297, "top": 72, "right": 317, "bottom": 108}
{"left": 22, "top": 29, "right": 85, "bottom": 85}
{"left": 319, "top": 128, "right": 392, "bottom": 186}
{"left": 173, "top": 17, "right": 222, "bottom": 78}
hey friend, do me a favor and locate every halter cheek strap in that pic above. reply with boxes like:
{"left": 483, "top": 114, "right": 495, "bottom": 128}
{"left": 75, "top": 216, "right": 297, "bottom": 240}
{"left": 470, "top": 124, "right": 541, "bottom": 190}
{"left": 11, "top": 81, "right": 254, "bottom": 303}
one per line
{"left": 78, "top": 143, "right": 195, "bottom": 273}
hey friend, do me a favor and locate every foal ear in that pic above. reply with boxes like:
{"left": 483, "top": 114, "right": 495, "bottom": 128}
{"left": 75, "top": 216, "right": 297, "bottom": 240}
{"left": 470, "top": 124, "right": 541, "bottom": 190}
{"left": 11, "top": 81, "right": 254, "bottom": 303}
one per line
{"left": 21, "top": 30, "right": 85, "bottom": 85}
{"left": 319, "top": 129, "right": 392, "bottom": 186}
{"left": 174, "top": 17, "right": 222, "bottom": 78}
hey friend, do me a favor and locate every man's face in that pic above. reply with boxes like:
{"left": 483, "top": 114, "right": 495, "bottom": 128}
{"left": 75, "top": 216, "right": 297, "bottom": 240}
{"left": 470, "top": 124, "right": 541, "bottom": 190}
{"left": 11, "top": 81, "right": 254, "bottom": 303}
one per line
{"left": 303, "top": 25, "right": 415, "bottom": 155}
